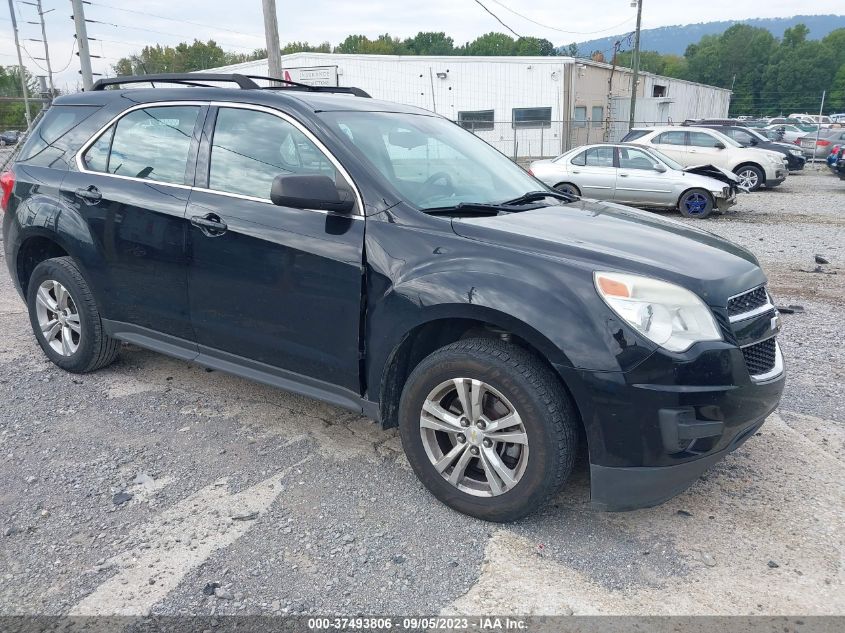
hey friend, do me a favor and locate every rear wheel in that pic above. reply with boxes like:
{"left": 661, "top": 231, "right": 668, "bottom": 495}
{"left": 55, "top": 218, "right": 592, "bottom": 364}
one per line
{"left": 733, "top": 165, "right": 764, "bottom": 191}
{"left": 26, "top": 257, "right": 119, "bottom": 373}
{"left": 553, "top": 182, "right": 580, "bottom": 197}
{"left": 398, "top": 338, "right": 578, "bottom": 522}
{"left": 678, "top": 188, "right": 714, "bottom": 219}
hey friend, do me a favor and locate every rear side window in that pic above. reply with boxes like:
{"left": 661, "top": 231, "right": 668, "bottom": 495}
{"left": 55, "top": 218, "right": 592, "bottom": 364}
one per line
{"left": 82, "top": 106, "right": 200, "bottom": 185}
{"left": 572, "top": 147, "right": 614, "bottom": 167}
{"left": 208, "top": 107, "right": 337, "bottom": 199}
{"left": 654, "top": 131, "right": 686, "bottom": 146}
{"left": 18, "top": 105, "right": 101, "bottom": 166}
{"left": 620, "top": 129, "right": 649, "bottom": 142}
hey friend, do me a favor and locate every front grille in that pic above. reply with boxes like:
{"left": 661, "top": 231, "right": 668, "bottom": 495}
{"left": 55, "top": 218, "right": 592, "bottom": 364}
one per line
{"left": 742, "top": 337, "right": 777, "bottom": 376}
{"left": 728, "top": 286, "right": 768, "bottom": 318}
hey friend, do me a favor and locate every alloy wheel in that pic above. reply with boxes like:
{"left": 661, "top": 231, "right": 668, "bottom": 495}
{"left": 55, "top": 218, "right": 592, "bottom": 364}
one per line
{"left": 737, "top": 169, "right": 759, "bottom": 189}
{"left": 683, "top": 192, "right": 709, "bottom": 215}
{"left": 419, "top": 378, "right": 529, "bottom": 497}
{"left": 35, "top": 279, "right": 81, "bottom": 356}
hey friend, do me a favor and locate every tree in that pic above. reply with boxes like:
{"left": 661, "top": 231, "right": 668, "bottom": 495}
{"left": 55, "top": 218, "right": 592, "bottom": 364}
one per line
{"left": 403, "top": 32, "right": 455, "bottom": 55}
{"left": 113, "top": 40, "right": 264, "bottom": 75}
{"left": 0, "top": 65, "right": 37, "bottom": 129}
{"left": 461, "top": 32, "right": 516, "bottom": 56}
{"left": 561, "top": 43, "right": 579, "bottom": 57}
{"left": 513, "top": 37, "right": 557, "bottom": 56}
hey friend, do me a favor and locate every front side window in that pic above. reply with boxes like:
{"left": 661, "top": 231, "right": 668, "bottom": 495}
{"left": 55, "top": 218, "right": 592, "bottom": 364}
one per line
{"left": 618, "top": 147, "right": 660, "bottom": 170}
{"left": 83, "top": 106, "right": 200, "bottom": 185}
{"left": 208, "top": 107, "right": 337, "bottom": 199}
{"left": 688, "top": 131, "right": 721, "bottom": 148}
{"left": 654, "top": 131, "right": 686, "bottom": 146}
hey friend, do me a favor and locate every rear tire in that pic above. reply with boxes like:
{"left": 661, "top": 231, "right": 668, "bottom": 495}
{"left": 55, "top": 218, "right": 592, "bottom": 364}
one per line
{"left": 554, "top": 182, "right": 580, "bottom": 197}
{"left": 678, "top": 188, "right": 714, "bottom": 219}
{"left": 733, "top": 165, "right": 765, "bottom": 192}
{"left": 26, "top": 256, "right": 119, "bottom": 373}
{"left": 398, "top": 338, "right": 578, "bottom": 522}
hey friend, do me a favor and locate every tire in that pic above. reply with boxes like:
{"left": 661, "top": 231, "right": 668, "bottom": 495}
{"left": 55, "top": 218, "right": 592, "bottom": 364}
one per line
{"left": 26, "top": 256, "right": 119, "bottom": 373}
{"left": 733, "top": 165, "right": 765, "bottom": 192}
{"left": 678, "top": 188, "right": 714, "bottom": 219}
{"left": 553, "top": 182, "right": 580, "bottom": 196}
{"left": 398, "top": 338, "right": 578, "bottom": 522}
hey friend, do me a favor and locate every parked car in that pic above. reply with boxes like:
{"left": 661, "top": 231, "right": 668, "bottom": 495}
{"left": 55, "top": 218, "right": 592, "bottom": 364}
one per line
{"left": 529, "top": 143, "right": 739, "bottom": 219}
{"left": 831, "top": 113, "right": 845, "bottom": 124}
{"left": 622, "top": 126, "right": 788, "bottom": 191}
{"left": 1, "top": 73, "right": 785, "bottom": 521}
{"left": 0, "top": 130, "right": 20, "bottom": 146}
{"left": 837, "top": 154, "right": 845, "bottom": 180}
{"left": 763, "top": 124, "right": 807, "bottom": 144}
{"left": 689, "top": 124, "right": 806, "bottom": 171}
{"left": 789, "top": 114, "right": 832, "bottom": 128}
{"left": 798, "top": 128, "right": 845, "bottom": 159}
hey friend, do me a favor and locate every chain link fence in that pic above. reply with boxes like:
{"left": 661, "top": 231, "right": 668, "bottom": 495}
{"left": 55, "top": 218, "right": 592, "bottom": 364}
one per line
{"left": 459, "top": 119, "right": 634, "bottom": 164}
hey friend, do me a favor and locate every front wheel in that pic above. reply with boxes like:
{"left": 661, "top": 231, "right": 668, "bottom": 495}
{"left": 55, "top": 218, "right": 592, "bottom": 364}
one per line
{"left": 554, "top": 182, "right": 580, "bottom": 197}
{"left": 398, "top": 338, "right": 578, "bottom": 522}
{"left": 26, "top": 256, "right": 119, "bottom": 373}
{"left": 678, "top": 189, "right": 714, "bottom": 219}
{"left": 734, "top": 165, "right": 765, "bottom": 192}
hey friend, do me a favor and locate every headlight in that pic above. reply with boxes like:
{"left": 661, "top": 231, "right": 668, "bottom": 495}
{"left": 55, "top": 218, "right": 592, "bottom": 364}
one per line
{"left": 594, "top": 272, "right": 722, "bottom": 352}
{"left": 766, "top": 154, "right": 782, "bottom": 165}
{"left": 789, "top": 149, "right": 802, "bottom": 156}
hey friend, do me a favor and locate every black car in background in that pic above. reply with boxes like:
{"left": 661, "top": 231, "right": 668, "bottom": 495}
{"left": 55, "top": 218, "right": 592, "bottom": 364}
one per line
{"left": 689, "top": 124, "right": 806, "bottom": 171}
{"left": 1, "top": 74, "right": 785, "bottom": 521}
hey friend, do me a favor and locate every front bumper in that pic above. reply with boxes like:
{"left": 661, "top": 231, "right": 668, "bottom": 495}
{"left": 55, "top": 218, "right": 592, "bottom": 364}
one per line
{"left": 557, "top": 336, "right": 785, "bottom": 511}
{"left": 786, "top": 154, "right": 806, "bottom": 171}
{"left": 766, "top": 167, "right": 788, "bottom": 185}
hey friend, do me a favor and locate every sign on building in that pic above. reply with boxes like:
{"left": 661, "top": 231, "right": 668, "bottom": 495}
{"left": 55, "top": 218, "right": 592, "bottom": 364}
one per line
{"left": 282, "top": 66, "right": 338, "bottom": 87}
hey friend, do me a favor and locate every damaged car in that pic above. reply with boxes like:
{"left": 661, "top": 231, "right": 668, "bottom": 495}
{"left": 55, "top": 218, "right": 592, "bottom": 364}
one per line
{"left": 529, "top": 143, "right": 740, "bottom": 219}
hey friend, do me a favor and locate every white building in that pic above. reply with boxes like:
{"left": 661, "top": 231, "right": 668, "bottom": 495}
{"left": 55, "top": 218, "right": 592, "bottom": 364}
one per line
{"left": 208, "top": 53, "right": 731, "bottom": 158}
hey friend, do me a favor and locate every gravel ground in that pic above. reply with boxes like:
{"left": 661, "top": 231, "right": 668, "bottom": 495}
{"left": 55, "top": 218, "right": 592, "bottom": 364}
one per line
{"left": 0, "top": 168, "right": 842, "bottom": 618}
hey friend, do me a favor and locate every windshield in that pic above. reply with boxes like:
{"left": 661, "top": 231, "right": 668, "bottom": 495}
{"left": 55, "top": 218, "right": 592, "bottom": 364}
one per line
{"left": 318, "top": 111, "right": 542, "bottom": 210}
{"left": 644, "top": 147, "right": 685, "bottom": 170}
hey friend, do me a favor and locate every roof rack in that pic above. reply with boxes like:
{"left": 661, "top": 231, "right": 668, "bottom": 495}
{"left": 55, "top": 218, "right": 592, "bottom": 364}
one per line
{"left": 91, "top": 73, "right": 371, "bottom": 97}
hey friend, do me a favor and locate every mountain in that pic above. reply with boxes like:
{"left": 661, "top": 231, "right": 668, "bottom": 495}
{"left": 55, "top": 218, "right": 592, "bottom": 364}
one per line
{"left": 570, "top": 14, "right": 845, "bottom": 57}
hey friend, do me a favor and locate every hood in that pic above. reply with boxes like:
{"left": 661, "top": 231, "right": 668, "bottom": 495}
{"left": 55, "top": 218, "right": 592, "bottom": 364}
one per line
{"left": 451, "top": 200, "right": 765, "bottom": 306}
{"left": 682, "top": 164, "right": 739, "bottom": 185}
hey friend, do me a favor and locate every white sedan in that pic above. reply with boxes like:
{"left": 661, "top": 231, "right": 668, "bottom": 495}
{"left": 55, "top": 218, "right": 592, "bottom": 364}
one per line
{"left": 529, "top": 143, "right": 740, "bottom": 219}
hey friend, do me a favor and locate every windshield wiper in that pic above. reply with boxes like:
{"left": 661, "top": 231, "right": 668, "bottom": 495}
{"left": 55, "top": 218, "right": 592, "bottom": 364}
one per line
{"left": 502, "top": 190, "right": 577, "bottom": 205}
{"left": 423, "top": 202, "right": 512, "bottom": 216}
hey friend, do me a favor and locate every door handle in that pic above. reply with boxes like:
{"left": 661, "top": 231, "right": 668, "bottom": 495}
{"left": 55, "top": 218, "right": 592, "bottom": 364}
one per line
{"left": 619, "top": 173, "right": 629, "bottom": 177}
{"left": 74, "top": 186, "right": 102, "bottom": 203}
{"left": 571, "top": 170, "right": 580, "bottom": 174}
{"left": 191, "top": 213, "right": 228, "bottom": 236}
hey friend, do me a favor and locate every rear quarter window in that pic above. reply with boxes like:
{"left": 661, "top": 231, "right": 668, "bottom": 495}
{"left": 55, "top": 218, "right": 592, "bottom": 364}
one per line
{"left": 620, "top": 130, "right": 650, "bottom": 142}
{"left": 17, "top": 105, "right": 103, "bottom": 168}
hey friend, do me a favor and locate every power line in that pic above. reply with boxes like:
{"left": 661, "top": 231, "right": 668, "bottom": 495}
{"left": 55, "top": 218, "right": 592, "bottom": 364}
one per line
{"left": 88, "top": 1, "right": 264, "bottom": 41}
{"left": 487, "top": 0, "right": 636, "bottom": 36}
{"left": 81, "top": 17, "right": 259, "bottom": 51}
{"left": 472, "top": 0, "right": 522, "bottom": 38}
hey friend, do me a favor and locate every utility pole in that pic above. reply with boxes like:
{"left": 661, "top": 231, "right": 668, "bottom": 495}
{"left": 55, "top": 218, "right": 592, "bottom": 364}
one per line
{"left": 262, "top": 0, "right": 282, "bottom": 84}
{"left": 628, "top": 0, "right": 643, "bottom": 130}
{"left": 7, "top": 0, "right": 33, "bottom": 127}
{"left": 813, "top": 90, "right": 826, "bottom": 168}
{"left": 33, "top": 0, "right": 54, "bottom": 96}
{"left": 71, "top": 0, "right": 93, "bottom": 90}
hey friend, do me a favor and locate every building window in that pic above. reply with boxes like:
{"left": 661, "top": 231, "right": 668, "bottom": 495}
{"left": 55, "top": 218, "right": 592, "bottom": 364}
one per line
{"left": 457, "top": 110, "right": 494, "bottom": 132}
{"left": 573, "top": 106, "right": 587, "bottom": 128}
{"left": 512, "top": 107, "right": 552, "bottom": 128}
{"left": 653, "top": 84, "right": 667, "bottom": 97}
{"left": 591, "top": 106, "right": 603, "bottom": 127}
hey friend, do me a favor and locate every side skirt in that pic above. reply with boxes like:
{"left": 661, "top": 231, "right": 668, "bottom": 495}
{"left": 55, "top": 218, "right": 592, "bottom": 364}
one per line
{"left": 102, "top": 320, "right": 381, "bottom": 420}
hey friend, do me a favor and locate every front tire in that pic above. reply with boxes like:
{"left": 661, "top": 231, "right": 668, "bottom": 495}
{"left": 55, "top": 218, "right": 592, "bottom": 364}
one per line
{"left": 554, "top": 182, "right": 580, "bottom": 197}
{"left": 678, "top": 188, "right": 714, "bottom": 219}
{"left": 733, "top": 165, "right": 765, "bottom": 192}
{"left": 398, "top": 338, "right": 578, "bottom": 522}
{"left": 26, "top": 257, "right": 119, "bottom": 373}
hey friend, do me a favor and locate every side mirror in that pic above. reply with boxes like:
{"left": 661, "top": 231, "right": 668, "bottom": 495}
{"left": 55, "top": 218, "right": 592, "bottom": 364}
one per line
{"left": 714, "top": 141, "right": 726, "bottom": 149}
{"left": 270, "top": 174, "right": 354, "bottom": 213}
{"left": 654, "top": 163, "right": 667, "bottom": 172}
{"left": 749, "top": 137, "right": 759, "bottom": 145}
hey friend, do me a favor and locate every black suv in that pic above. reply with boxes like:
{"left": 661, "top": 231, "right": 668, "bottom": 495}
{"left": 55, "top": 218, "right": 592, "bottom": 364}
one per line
{"left": 1, "top": 74, "right": 785, "bottom": 521}
{"left": 689, "top": 124, "right": 806, "bottom": 171}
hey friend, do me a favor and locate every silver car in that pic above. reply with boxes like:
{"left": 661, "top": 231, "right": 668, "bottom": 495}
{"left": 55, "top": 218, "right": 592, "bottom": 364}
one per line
{"left": 529, "top": 143, "right": 739, "bottom": 219}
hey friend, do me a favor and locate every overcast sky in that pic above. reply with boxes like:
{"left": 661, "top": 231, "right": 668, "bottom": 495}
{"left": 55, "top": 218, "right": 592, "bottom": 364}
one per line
{"left": 1, "top": 0, "right": 842, "bottom": 91}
